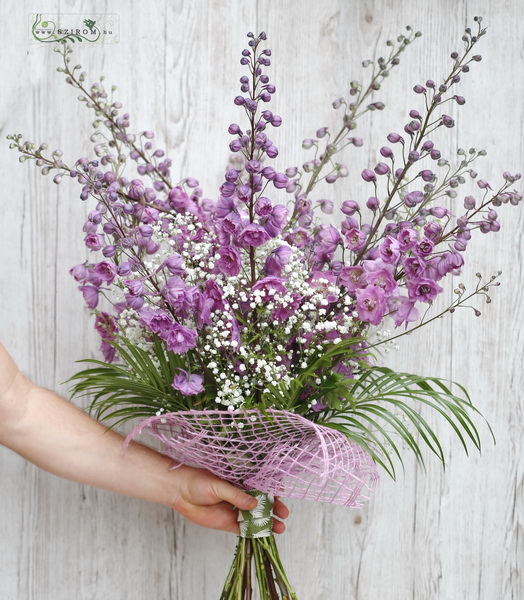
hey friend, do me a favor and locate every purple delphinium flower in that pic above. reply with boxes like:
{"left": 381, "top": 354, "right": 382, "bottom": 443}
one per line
{"left": 70, "top": 263, "right": 88, "bottom": 282}
{"left": 165, "top": 323, "right": 198, "bottom": 354}
{"left": 94, "top": 261, "right": 116, "bottom": 284}
{"left": 379, "top": 236, "right": 401, "bottom": 264}
{"left": 79, "top": 285, "right": 100, "bottom": 309}
{"left": 265, "top": 245, "right": 293, "bottom": 275}
{"left": 261, "top": 204, "right": 288, "bottom": 237}
{"left": 138, "top": 307, "right": 174, "bottom": 336}
{"left": 339, "top": 266, "right": 366, "bottom": 291}
{"left": 94, "top": 312, "right": 118, "bottom": 363}
{"left": 407, "top": 277, "right": 443, "bottom": 302}
{"left": 237, "top": 223, "right": 271, "bottom": 247}
{"left": 84, "top": 232, "right": 104, "bottom": 251}
{"left": 163, "top": 278, "right": 194, "bottom": 317}
{"left": 390, "top": 296, "right": 420, "bottom": 328}
{"left": 345, "top": 227, "right": 367, "bottom": 250}
{"left": 216, "top": 245, "right": 242, "bottom": 276}
{"left": 355, "top": 286, "right": 387, "bottom": 326}
{"left": 171, "top": 369, "right": 205, "bottom": 396}
{"left": 252, "top": 276, "right": 287, "bottom": 300}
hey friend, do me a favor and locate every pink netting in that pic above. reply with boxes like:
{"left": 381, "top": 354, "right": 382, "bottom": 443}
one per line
{"left": 126, "top": 409, "right": 378, "bottom": 507}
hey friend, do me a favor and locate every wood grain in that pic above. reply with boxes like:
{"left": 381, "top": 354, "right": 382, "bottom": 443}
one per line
{"left": 0, "top": 0, "right": 522, "bottom": 598}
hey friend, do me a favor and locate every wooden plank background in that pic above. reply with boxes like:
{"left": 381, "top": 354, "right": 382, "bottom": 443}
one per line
{"left": 1, "top": 0, "right": 522, "bottom": 598}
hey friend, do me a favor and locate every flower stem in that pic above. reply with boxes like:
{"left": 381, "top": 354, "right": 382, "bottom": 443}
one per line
{"left": 219, "top": 492, "right": 297, "bottom": 599}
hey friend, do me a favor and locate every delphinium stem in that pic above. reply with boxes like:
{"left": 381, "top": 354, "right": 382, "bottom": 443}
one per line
{"left": 244, "top": 539, "right": 253, "bottom": 599}
{"left": 219, "top": 492, "right": 297, "bottom": 599}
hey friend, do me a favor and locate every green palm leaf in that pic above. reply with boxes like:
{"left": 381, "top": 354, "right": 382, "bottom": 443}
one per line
{"left": 320, "top": 366, "right": 492, "bottom": 478}
{"left": 68, "top": 336, "right": 194, "bottom": 423}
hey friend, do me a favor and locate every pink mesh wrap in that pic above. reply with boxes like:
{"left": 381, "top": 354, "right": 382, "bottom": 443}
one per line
{"left": 126, "top": 409, "right": 378, "bottom": 507}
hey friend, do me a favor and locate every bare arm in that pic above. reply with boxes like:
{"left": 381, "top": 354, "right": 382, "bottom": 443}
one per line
{"left": 0, "top": 344, "right": 288, "bottom": 533}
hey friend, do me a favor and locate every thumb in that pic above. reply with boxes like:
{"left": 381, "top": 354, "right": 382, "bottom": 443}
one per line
{"left": 215, "top": 481, "right": 258, "bottom": 510}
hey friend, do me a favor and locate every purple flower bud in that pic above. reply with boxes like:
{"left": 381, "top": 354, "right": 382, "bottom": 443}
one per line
{"left": 374, "top": 162, "right": 391, "bottom": 175}
{"left": 441, "top": 115, "right": 455, "bottom": 128}
{"left": 102, "top": 245, "right": 116, "bottom": 258}
{"left": 464, "top": 195, "right": 476, "bottom": 210}
{"left": 361, "top": 169, "right": 376, "bottom": 183}
{"left": 285, "top": 166, "right": 298, "bottom": 178}
{"left": 380, "top": 146, "right": 394, "bottom": 158}
{"left": 477, "top": 179, "right": 492, "bottom": 190}
{"left": 409, "top": 109, "right": 422, "bottom": 119}
{"left": 490, "top": 221, "right": 501, "bottom": 232}
{"left": 273, "top": 173, "right": 288, "bottom": 189}
{"left": 332, "top": 97, "right": 344, "bottom": 109}
{"left": 234, "top": 96, "right": 245, "bottom": 106}
{"left": 366, "top": 196, "right": 379, "bottom": 211}
{"left": 319, "top": 198, "right": 334, "bottom": 214}
{"left": 405, "top": 120, "right": 421, "bottom": 133}
{"left": 480, "top": 222, "right": 491, "bottom": 233}
{"left": 302, "top": 138, "right": 316, "bottom": 150}
{"left": 271, "top": 115, "right": 282, "bottom": 127}
{"left": 341, "top": 200, "right": 360, "bottom": 215}
{"left": 421, "top": 140, "right": 434, "bottom": 151}
{"left": 139, "top": 224, "right": 153, "bottom": 237}
{"left": 325, "top": 174, "right": 338, "bottom": 184}
{"left": 316, "top": 127, "right": 328, "bottom": 138}
{"left": 225, "top": 169, "right": 239, "bottom": 182}
{"left": 413, "top": 85, "right": 426, "bottom": 94}
{"left": 430, "top": 206, "right": 449, "bottom": 218}
{"left": 236, "top": 184, "right": 252, "bottom": 202}
{"left": 395, "top": 168, "right": 404, "bottom": 180}
{"left": 266, "top": 145, "right": 279, "bottom": 158}
{"left": 228, "top": 123, "right": 241, "bottom": 135}
{"left": 262, "top": 166, "right": 276, "bottom": 180}
{"left": 255, "top": 196, "right": 273, "bottom": 216}
{"left": 419, "top": 169, "right": 434, "bottom": 182}
{"left": 349, "top": 137, "right": 363, "bottom": 147}
{"left": 387, "top": 132, "right": 403, "bottom": 143}
{"left": 408, "top": 151, "right": 420, "bottom": 163}
{"left": 286, "top": 180, "right": 298, "bottom": 193}
{"left": 405, "top": 190, "right": 424, "bottom": 207}
{"left": 454, "top": 95, "right": 466, "bottom": 105}
{"left": 487, "top": 209, "right": 498, "bottom": 221}
{"left": 229, "top": 139, "right": 242, "bottom": 152}
{"left": 246, "top": 160, "right": 261, "bottom": 174}
{"left": 125, "top": 294, "right": 144, "bottom": 310}
{"left": 70, "top": 263, "right": 88, "bottom": 282}
{"left": 426, "top": 80, "right": 435, "bottom": 88}
{"left": 430, "top": 149, "right": 442, "bottom": 160}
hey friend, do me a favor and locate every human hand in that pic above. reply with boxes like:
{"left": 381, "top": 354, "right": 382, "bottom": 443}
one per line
{"left": 169, "top": 464, "right": 289, "bottom": 534}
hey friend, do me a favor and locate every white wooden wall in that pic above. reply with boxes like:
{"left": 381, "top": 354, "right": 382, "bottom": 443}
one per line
{"left": 1, "top": 0, "right": 523, "bottom": 598}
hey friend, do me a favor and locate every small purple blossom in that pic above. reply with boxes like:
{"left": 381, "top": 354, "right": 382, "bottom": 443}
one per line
{"left": 355, "top": 286, "right": 387, "bottom": 326}
{"left": 237, "top": 223, "right": 271, "bottom": 248}
{"left": 165, "top": 323, "right": 198, "bottom": 354}
{"left": 216, "top": 245, "right": 242, "bottom": 276}
{"left": 171, "top": 369, "right": 205, "bottom": 396}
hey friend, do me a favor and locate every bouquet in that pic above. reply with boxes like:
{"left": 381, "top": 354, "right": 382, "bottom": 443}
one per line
{"left": 9, "top": 17, "right": 521, "bottom": 599}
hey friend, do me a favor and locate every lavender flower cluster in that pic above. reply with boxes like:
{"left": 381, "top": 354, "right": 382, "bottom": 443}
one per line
{"left": 8, "top": 20, "right": 521, "bottom": 415}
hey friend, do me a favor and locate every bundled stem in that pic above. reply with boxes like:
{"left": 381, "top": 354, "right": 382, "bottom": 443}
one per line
{"left": 220, "top": 534, "right": 297, "bottom": 600}
{"left": 220, "top": 492, "right": 297, "bottom": 600}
